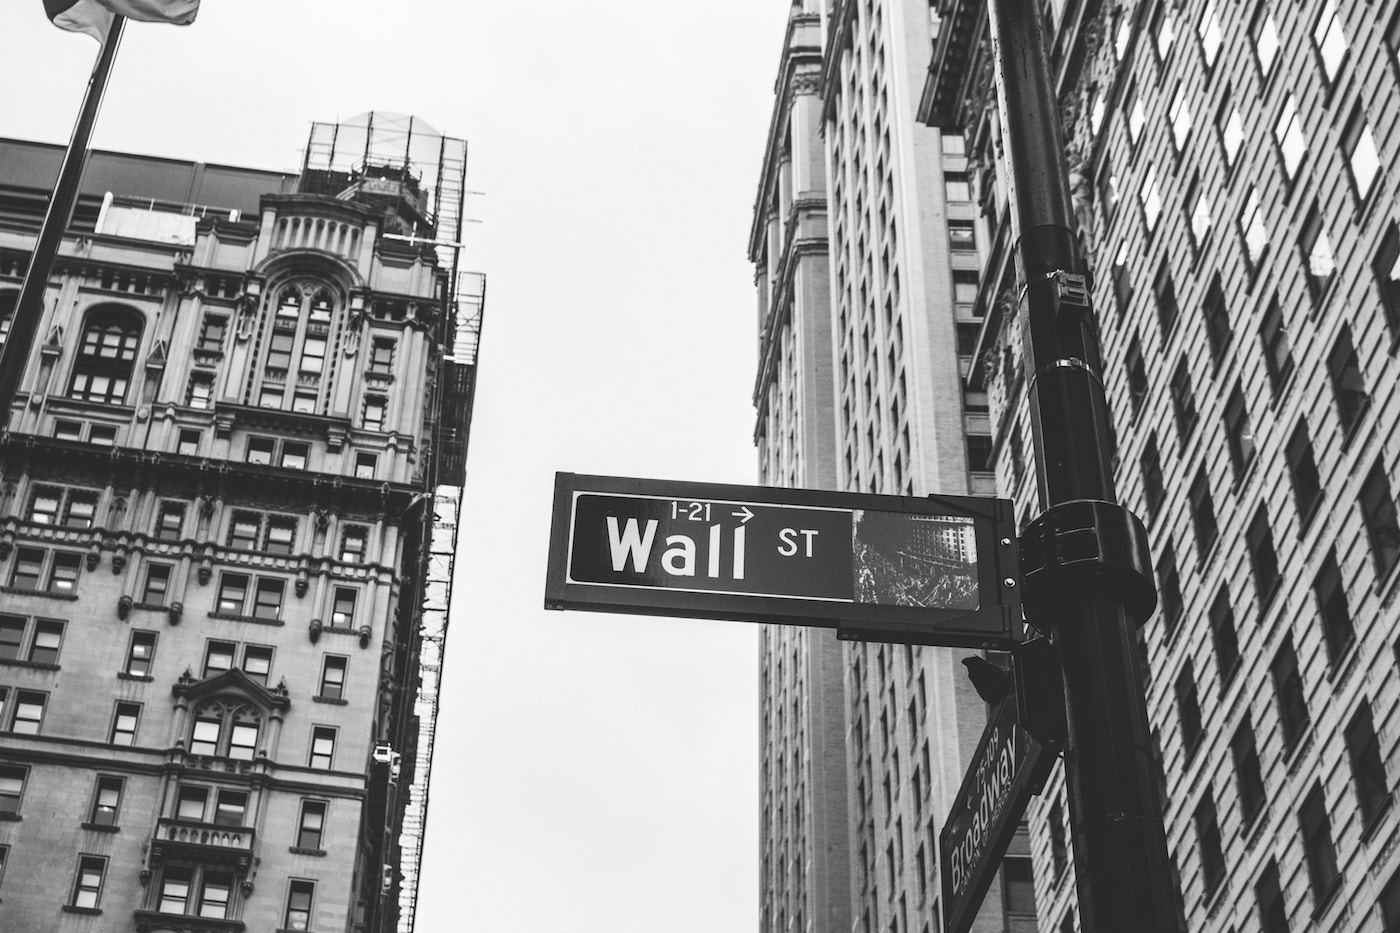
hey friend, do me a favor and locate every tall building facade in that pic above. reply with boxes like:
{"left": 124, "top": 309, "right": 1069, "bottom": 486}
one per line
{"left": 0, "top": 112, "right": 482, "bottom": 932}
{"left": 926, "top": 0, "right": 1400, "bottom": 929}
{"left": 752, "top": 3, "right": 1036, "bottom": 932}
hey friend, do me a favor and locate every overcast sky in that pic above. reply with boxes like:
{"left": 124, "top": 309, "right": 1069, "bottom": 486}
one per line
{"left": 1, "top": 2, "right": 791, "bottom": 928}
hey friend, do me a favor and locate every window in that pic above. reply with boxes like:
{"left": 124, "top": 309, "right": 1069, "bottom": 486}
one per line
{"left": 319, "top": 656, "right": 347, "bottom": 700}
{"left": 266, "top": 331, "right": 294, "bottom": 370}
{"left": 1376, "top": 223, "right": 1400, "bottom": 336}
{"left": 1049, "top": 801, "right": 1068, "bottom": 876}
{"left": 48, "top": 552, "right": 80, "bottom": 593}
{"left": 1140, "top": 167, "right": 1163, "bottom": 232}
{"left": 1126, "top": 84, "right": 1146, "bottom": 145}
{"left": 309, "top": 726, "right": 336, "bottom": 769}
{"left": 1255, "top": 858, "right": 1287, "bottom": 932}
{"left": 216, "top": 574, "right": 248, "bottom": 614}
{"left": 1217, "top": 95, "right": 1244, "bottom": 168}
{"left": 1111, "top": 241, "right": 1132, "bottom": 308}
{"left": 213, "top": 789, "right": 247, "bottom": 827}
{"left": 1188, "top": 469, "right": 1218, "bottom": 557}
{"left": 952, "top": 270, "right": 980, "bottom": 305}
{"left": 340, "top": 526, "right": 368, "bottom": 563}
{"left": 176, "top": 785, "right": 208, "bottom": 821}
{"left": 0, "top": 615, "right": 64, "bottom": 665}
{"left": 1361, "top": 462, "right": 1400, "bottom": 576}
{"left": 1168, "top": 81, "right": 1191, "bottom": 151}
{"left": 53, "top": 419, "right": 83, "bottom": 441}
{"left": 966, "top": 435, "right": 992, "bottom": 472}
{"left": 228, "top": 512, "right": 260, "bottom": 550}
{"left": 1003, "top": 857, "right": 1034, "bottom": 914}
{"left": 1207, "top": 589, "right": 1240, "bottom": 685}
{"left": 277, "top": 288, "right": 301, "bottom": 318}
{"left": 1187, "top": 176, "right": 1212, "bottom": 252}
{"left": 285, "top": 879, "right": 315, "bottom": 931}
{"left": 1274, "top": 95, "right": 1307, "bottom": 182}
{"left": 1314, "top": 550, "right": 1354, "bottom": 664}
{"left": 187, "top": 372, "right": 214, "bottom": 409}
{"left": 1153, "top": 261, "right": 1177, "bottom": 335}
{"left": 89, "top": 775, "right": 123, "bottom": 827}
{"left": 1285, "top": 422, "right": 1322, "bottom": 522}
{"left": 292, "top": 390, "right": 317, "bottom": 414}
{"left": 88, "top": 425, "right": 115, "bottom": 446}
{"left": 1169, "top": 358, "right": 1198, "bottom": 443}
{"left": 70, "top": 855, "right": 106, "bottom": 909}
{"left": 941, "top": 133, "right": 965, "bottom": 155}
{"left": 1198, "top": 2, "right": 1222, "bottom": 66}
{"left": 27, "top": 487, "right": 60, "bottom": 524}
{"left": 330, "top": 587, "right": 357, "bottom": 627}
{"left": 176, "top": 428, "right": 200, "bottom": 455}
{"left": 1328, "top": 326, "right": 1369, "bottom": 437}
{"left": 1382, "top": 866, "right": 1400, "bottom": 932}
{"left": 1341, "top": 104, "right": 1379, "bottom": 201}
{"left": 0, "top": 615, "right": 20, "bottom": 659}
{"left": 246, "top": 436, "right": 275, "bottom": 464}
{"left": 1346, "top": 702, "right": 1389, "bottom": 827}
{"left": 9, "top": 547, "right": 43, "bottom": 590}
{"left": 1176, "top": 663, "right": 1203, "bottom": 754}
{"left": 1239, "top": 187, "right": 1268, "bottom": 271}
{"left": 110, "top": 701, "right": 140, "bottom": 745}
{"left": 1300, "top": 204, "right": 1336, "bottom": 303}
{"left": 1157, "top": 544, "right": 1183, "bottom": 636}
{"left": 1259, "top": 297, "right": 1294, "bottom": 395}
{"left": 354, "top": 451, "right": 377, "bottom": 479}
{"left": 264, "top": 517, "right": 297, "bottom": 554}
{"left": 198, "top": 871, "right": 234, "bottom": 919}
{"left": 0, "top": 764, "right": 28, "bottom": 815}
{"left": 367, "top": 338, "right": 395, "bottom": 373}
{"left": 1313, "top": 1, "right": 1348, "bottom": 83}
{"left": 197, "top": 314, "right": 226, "bottom": 352}
{"left": 1195, "top": 793, "right": 1226, "bottom": 897}
{"left": 1151, "top": 3, "right": 1175, "bottom": 59}
{"left": 1299, "top": 782, "right": 1339, "bottom": 903}
{"left": 155, "top": 501, "right": 185, "bottom": 540}
{"left": 159, "top": 867, "right": 194, "bottom": 913}
{"left": 1247, "top": 508, "right": 1280, "bottom": 604}
{"left": 1224, "top": 384, "right": 1255, "bottom": 480}
{"left": 944, "top": 172, "right": 970, "bottom": 202}
{"left": 242, "top": 645, "right": 273, "bottom": 685}
{"left": 298, "top": 336, "right": 326, "bottom": 376}
{"left": 362, "top": 395, "right": 387, "bottom": 432}
{"left": 1231, "top": 716, "right": 1266, "bottom": 825}
{"left": 1140, "top": 434, "right": 1165, "bottom": 521}
{"left": 948, "top": 221, "right": 976, "bottom": 252}
{"left": 280, "top": 442, "right": 308, "bottom": 470}
{"left": 1272, "top": 636, "right": 1309, "bottom": 753}
{"left": 68, "top": 309, "right": 140, "bottom": 405}
{"left": 126, "top": 630, "right": 157, "bottom": 676}
{"left": 8, "top": 690, "right": 47, "bottom": 734}
{"left": 141, "top": 564, "right": 171, "bottom": 605}
{"left": 189, "top": 704, "right": 260, "bottom": 760}
{"left": 1099, "top": 158, "right": 1120, "bottom": 222}
{"left": 1253, "top": 10, "right": 1280, "bottom": 75}
{"left": 252, "top": 578, "right": 285, "bottom": 620}
{"left": 297, "top": 800, "right": 327, "bottom": 849}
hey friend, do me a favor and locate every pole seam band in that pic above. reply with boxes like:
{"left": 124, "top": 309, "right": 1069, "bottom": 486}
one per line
{"left": 1029, "top": 357, "right": 1105, "bottom": 394}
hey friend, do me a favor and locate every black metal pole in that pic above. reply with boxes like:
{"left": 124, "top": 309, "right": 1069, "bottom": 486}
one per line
{"left": 0, "top": 15, "right": 126, "bottom": 429}
{"left": 983, "top": 1, "right": 1181, "bottom": 930}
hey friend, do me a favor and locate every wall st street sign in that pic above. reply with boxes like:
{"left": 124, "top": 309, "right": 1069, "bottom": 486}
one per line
{"left": 545, "top": 473, "right": 1022, "bottom": 649}
{"left": 940, "top": 695, "right": 1052, "bottom": 933}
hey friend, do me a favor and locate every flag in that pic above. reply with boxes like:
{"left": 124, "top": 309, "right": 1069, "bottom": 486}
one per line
{"left": 45, "top": 0, "right": 199, "bottom": 42}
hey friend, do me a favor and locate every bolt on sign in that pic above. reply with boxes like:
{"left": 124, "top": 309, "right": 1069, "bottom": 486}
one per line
{"left": 545, "top": 473, "right": 1022, "bottom": 649}
{"left": 940, "top": 695, "right": 1051, "bottom": 933}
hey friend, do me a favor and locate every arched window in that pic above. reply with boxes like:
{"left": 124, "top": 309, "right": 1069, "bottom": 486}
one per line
{"left": 68, "top": 307, "right": 141, "bottom": 405}
{"left": 188, "top": 700, "right": 261, "bottom": 761}
{"left": 259, "top": 280, "right": 339, "bottom": 414}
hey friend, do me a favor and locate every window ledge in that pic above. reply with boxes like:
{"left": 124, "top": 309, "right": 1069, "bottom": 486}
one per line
{"left": 289, "top": 846, "right": 326, "bottom": 856}
{"left": 0, "top": 657, "right": 60, "bottom": 672}
{"left": 311, "top": 695, "right": 347, "bottom": 705}
{"left": 1361, "top": 794, "right": 1394, "bottom": 844}
{"left": 207, "top": 612, "right": 285, "bottom": 627}
{"left": 0, "top": 585, "right": 79, "bottom": 601}
{"left": 80, "top": 822, "right": 121, "bottom": 833}
{"left": 117, "top": 671, "right": 154, "bottom": 682}
{"left": 133, "top": 602, "right": 168, "bottom": 613}
{"left": 62, "top": 906, "right": 102, "bottom": 916}
{"left": 0, "top": 812, "right": 21, "bottom": 822}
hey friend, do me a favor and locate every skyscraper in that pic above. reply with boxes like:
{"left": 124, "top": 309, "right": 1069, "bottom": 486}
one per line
{"left": 925, "top": 0, "right": 1400, "bottom": 929}
{"left": 0, "top": 112, "right": 482, "bottom": 932}
{"left": 752, "top": 3, "right": 1036, "bottom": 931}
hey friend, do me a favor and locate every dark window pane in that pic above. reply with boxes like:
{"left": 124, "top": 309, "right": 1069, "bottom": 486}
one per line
{"left": 1209, "top": 589, "right": 1240, "bottom": 684}
{"left": 1345, "top": 702, "right": 1389, "bottom": 827}
{"left": 1286, "top": 422, "right": 1322, "bottom": 522}
{"left": 1360, "top": 461, "right": 1400, "bottom": 575}
{"left": 1314, "top": 550, "right": 1355, "bottom": 663}
{"left": 1272, "top": 637, "right": 1309, "bottom": 753}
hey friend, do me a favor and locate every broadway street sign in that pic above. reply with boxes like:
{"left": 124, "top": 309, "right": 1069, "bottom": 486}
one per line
{"left": 545, "top": 473, "right": 1021, "bottom": 649}
{"left": 940, "top": 694, "right": 1052, "bottom": 933}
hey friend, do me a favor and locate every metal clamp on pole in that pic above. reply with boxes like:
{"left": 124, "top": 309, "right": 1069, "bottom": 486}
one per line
{"left": 1018, "top": 499, "right": 1157, "bottom": 627}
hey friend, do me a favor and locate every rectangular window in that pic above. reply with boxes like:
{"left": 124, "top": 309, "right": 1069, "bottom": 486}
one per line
{"left": 1300, "top": 203, "right": 1336, "bottom": 303}
{"left": 1186, "top": 174, "right": 1212, "bottom": 250}
{"left": 1346, "top": 702, "right": 1389, "bottom": 828}
{"left": 1217, "top": 95, "right": 1244, "bottom": 168}
{"left": 159, "top": 866, "right": 193, "bottom": 914}
{"left": 227, "top": 513, "right": 260, "bottom": 550}
{"left": 142, "top": 564, "right": 171, "bottom": 606}
{"left": 0, "top": 764, "right": 28, "bottom": 815}
{"left": 1328, "top": 327, "right": 1368, "bottom": 442}
{"left": 944, "top": 172, "right": 971, "bottom": 202}
{"left": 319, "top": 656, "right": 347, "bottom": 700}
{"left": 0, "top": 615, "right": 20, "bottom": 659}
{"left": 203, "top": 641, "right": 235, "bottom": 678}
{"left": 1168, "top": 81, "right": 1191, "bottom": 151}
{"left": 1050, "top": 801, "right": 1068, "bottom": 876}
{"left": 1376, "top": 223, "right": 1400, "bottom": 337}
{"left": 155, "top": 501, "right": 185, "bottom": 541}
{"left": 28, "top": 619, "right": 64, "bottom": 665}
{"left": 9, "top": 547, "right": 43, "bottom": 590}
{"left": 70, "top": 855, "right": 106, "bottom": 909}
{"left": 187, "top": 373, "right": 214, "bottom": 409}
{"left": 1247, "top": 508, "right": 1280, "bottom": 605}
{"left": 363, "top": 396, "right": 387, "bottom": 432}
{"left": 48, "top": 552, "right": 81, "bottom": 593}
{"left": 280, "top": 442, "right": 309, "bottom": 470}
{"left": 331, "top": 587, "right": 357, "bottom": 627}
{"left": 252, "top": 578, "right": 285, "bottom": 621}
{"left": 175, "top": 785, "right": 208, "bottom": 821}
{"left": 1224, "top": 384, "right": 1255, "bottom": 480}
{"left": 297, "top": 800, "right": 327, "bottom": 849}
{"left": 88, "top": 425, "right": 116, "bottom": 447}
{"left": 214, "top": 789, "right": 247, "bottom": 827}
{"left": 292, "top": 391, "right": 317, "bottom": 414}
{"left": 1254, "top": 9, "right": 1280, "bottom": 75}
{"left": 941, "top": 133, "right": 965, "bottom": 155}
{"left": 1286, "top": 421, "right": 1322, "bottom": 523}
{"left": 63, "top": 492, "right": 97, "bottom": 529}
{"left": 1175, "top": 663, "right": 1203, "bottom": 755}
{"left": 1157, "top": 544, "right": 1183, "bottom": 637}
{"left": 1259, "top": 297, "right": 1294, "bottom": 395}
{"left": 285, "top": 879, "right": 315, "bottom": 931}
{"left": 27, "top": 487, "right": 61, "bottom": 524}
{"left": 952, "top": 270, "right": 980, "bottom": 305}
{"left": 966, "top": 434, "right": 993, "bottom": 472}
{"left": 246, "top": 436, "right": 275, "bottom": 465}
{"left": 1239, "top": 187, "right": 1268, "bottom": 271}
{"left": 258, "top": 386, "right": 284, "bottom": 409}
{"left": 1275, "top": 95, "right": 1307, "bottom": 183}
{"left": 1313, "top": 0, "right": 1349, "bottom": 83}
{"left": 1153, "top": 261, "right": 1177, "bottom": 335}
{"left": 198, "top": 871, "right": 233, "bottom": 919}
{"left": 1111, "top": 241, "right": 1132, "bottom": 308}
{"left": 1195, "top": 794, "right": 1226, "bottom": 897}
{"left": 266, "top": 331, "right": 295, "bottom": 370}
{"left": 89, "top": 775, "right": 123, "bottom": 827}
{"left": 197, "top": 314, "right": 227, "bottom": 352}
{"left": 299, "top": 336, "right": 327, "bottom": 375}
{"left": 1299, "top": 782, "right": 1339, "bottom": 902}
{"left": 126, "top": 630, "right": 157, "bottom": 676}
{"left": 1209, "top": 588, "right": 1240, "bottom": 685}
{"left": 1140, "top": 434, "right": 1165, "bottom": 521}
{"left": 264, "top": 517, "right": 297, "bottom": 555}
{"left": 9, "top": 690, "right": 46, "bottom": 733}
{"left": 1169, "top": 359, "right": 1198, "bottom": 444}
{"left": 1384, "top": 866, "right": 1400, "bottom": 931}
{"left": 216, "top": 574, "right": 248, "bottom": 614}
{"left": 354, "top": 452, "right": 378, "bottom": 479}
{"left": 1189, "top": 469, "right": 1218, "bottom": 557}
{"left": 948, "top": 221, "right": 976, "bottom": 251}
{"left": 1139, "top": 168, "right": 1162, "bottom": 233}
{"left": 1361, "top": 461, "right": 1400, "bottom": 576}
{"left": 309, "top": 726, "right": 336, "bottom": 769}
{"left": 242, "top": 645, "right": 273, "bottom": 685}
{"left": 1314, "top": 549, "right": 1354, "bottom": 664}
{"left": 1232, "top": 716, "right": 1267, "bottom": 825}
{"left": 1201, "top": 276, "right": 1232, "bottom": 367}
{"left": 1126, "top": 83, "right": 1146, "bottom": 145}
{"left": 340, "top": 526, "right": 368, "bottom": 563}
{"left": 190, "top": 717, "right": 220, "bottom": 756}
{"left": 110, "top": 701, "right": 140, "bottom": 746}
{"left": 228, "top": 723, "right": 258, "bottom": 761}
{"left": 176, "top": 429, "right": 200, "bottom": 456}
{"left": 1341, "top": 104, "right": 1379, "bottom": 201}
{"left": 1272, "top": 636, "right": 1310, "bottom": 753}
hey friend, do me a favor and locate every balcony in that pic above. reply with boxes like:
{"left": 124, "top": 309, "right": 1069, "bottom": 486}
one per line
{"left": 134, "top": 910, "right": 245, "bottom": 933}
{"left": 151, "top": 818, "right": 255, "bottom": 873}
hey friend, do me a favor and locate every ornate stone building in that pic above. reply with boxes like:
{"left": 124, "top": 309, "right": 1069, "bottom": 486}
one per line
{"left": 0, "top": 112, "right": 482, "bottom": 932}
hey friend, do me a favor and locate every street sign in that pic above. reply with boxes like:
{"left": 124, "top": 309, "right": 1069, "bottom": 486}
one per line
{"left": 545, "top": 473, "right": 1022, "bottom": 649}
{"left": 940, "top": 695, "right": 1051, "bottom": 933}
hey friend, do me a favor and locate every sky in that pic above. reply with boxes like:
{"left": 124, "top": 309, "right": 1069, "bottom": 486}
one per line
{"left": 1, "top": 2, "right": 793, "bottom": 929}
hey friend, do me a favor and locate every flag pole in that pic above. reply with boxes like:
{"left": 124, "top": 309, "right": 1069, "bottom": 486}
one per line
{"left": 0, "top": 14, "right": 127, "bottom": 430}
